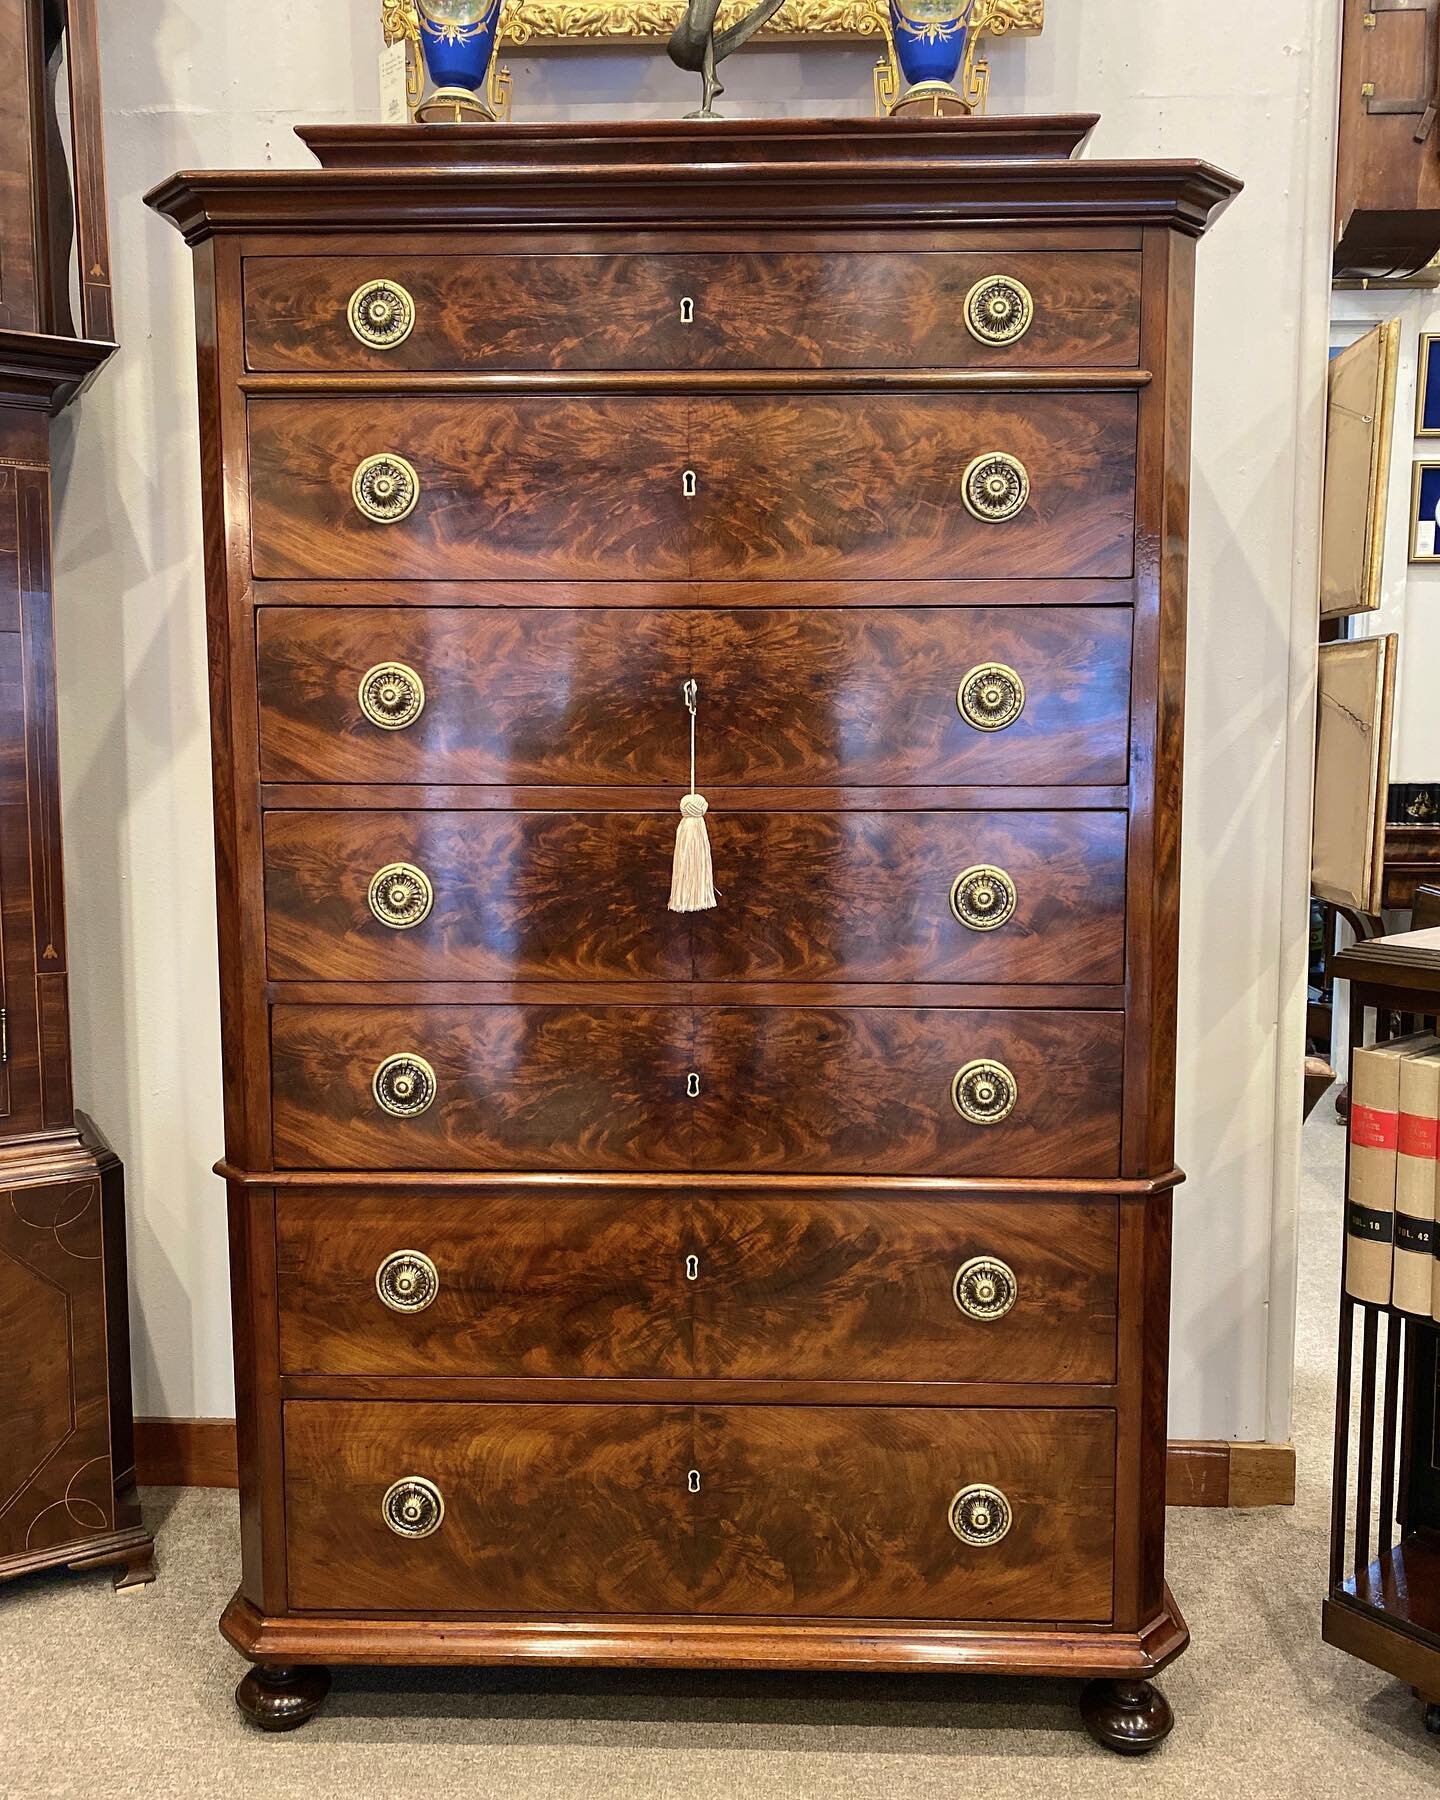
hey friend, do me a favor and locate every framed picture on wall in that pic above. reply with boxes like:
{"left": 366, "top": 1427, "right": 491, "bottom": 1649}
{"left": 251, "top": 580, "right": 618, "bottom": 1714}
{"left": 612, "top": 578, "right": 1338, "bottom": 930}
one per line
{"left": 1410, "top": 461, "right": 1440, "bottom": 561}
{"left": 1418, "top": 333, "right": 1440, "bottom": 435}
{"left": 1321, "top": 320, "right": 1398, "bottom": 616}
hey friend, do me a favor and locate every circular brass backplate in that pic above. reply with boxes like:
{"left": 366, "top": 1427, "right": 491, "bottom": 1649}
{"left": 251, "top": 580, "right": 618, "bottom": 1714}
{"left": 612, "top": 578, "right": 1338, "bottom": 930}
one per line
{"left": 358, "top": 661, "right": 426, "bottom": 732}
{"left": 352, "top": 452, "right": 420, "bottom": 524}
{"left": 368, "top": 862, "right": 435, "bottom": 931}
{"left": 962, "top": 452, "right": 1030, "bottom": 523}
{"left": 953, "top": 1255, "right": 1019, "bottom": 1322}
{"left": 372, "top": 1052, "right": 438, "bottom": 1119}
{"left": 347, "top": 278, "right": 417, "bottom": 351}
{"left": 964, "top": 275, "right": 1035, "bottom": 347}
{"left": 950, "top": 864, "right": 1017, "bottom": 933}
{"left": 376, "top": 1249, "right": 440, "bottom": 1314}
{"left": 949, "top": 1482, "right": 1013, "bottom": 1547}
{"left": 382, "top": 1475, "right": 445, "bottom": 1539}
{"left": 957, "top": 663, "right": 1025, "bottom": 733}
{"left": 951, "top": 1058, "right": 1018, "bottom": 1127}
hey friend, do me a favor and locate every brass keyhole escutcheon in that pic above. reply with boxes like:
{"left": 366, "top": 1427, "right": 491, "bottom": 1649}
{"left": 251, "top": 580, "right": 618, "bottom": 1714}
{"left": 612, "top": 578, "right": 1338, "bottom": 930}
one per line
{"left": 953, "top": 1255, "right": 1019, "bottom": 1322}
{"left": 376, "top": 1249, "right": 440, "bottom": 1314}
{"left": 358, "top": 661, "right": 426, "bottom": 732}
{"left": 372, "top": 1052, "right": 438, "bottom": 1119}
{"left": 950, "top": 865, "right": 1017, "bottom": 933}
{"left": 348, "top": 278, "right": 417, "bottom": 350}
{"left": 963, "top": 275, "right": 1035, "bottom": 346}
{"left": 952, "top": 1058, "right": 1018, "bottom": 1127}
{"left": 949, "top": 1483, "right": 1013, "bottom": 1547}
{"left": 368, "top": 862, "right": 434, "bottom": 931}
{"left": 353, "top": 452, "right": 420, "bottom": 524}
{"left": 957, "top": 663, "right": 1025, "bottom": 733}
{"left": 961, "top": 452, "right": 1029, "bottom": 523}
{"left": 382, "top": 1475, "right": 445, "bottom": 1538}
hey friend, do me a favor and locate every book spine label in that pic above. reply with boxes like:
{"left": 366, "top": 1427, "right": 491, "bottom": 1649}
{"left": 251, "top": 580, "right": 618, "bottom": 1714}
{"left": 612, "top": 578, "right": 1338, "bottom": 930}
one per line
{"left": 1348, "top": 1046, "right": 1405, "bottom": 1305}
{"left": 1347, "top": 1202, "right": 1395, "bottom": 1246}
{"left": 1397, "top": 1054, "right": 1440, "bottom": 1316}
{"left": 1351, "top": 1102, "right": 1399, "bottom": 1150}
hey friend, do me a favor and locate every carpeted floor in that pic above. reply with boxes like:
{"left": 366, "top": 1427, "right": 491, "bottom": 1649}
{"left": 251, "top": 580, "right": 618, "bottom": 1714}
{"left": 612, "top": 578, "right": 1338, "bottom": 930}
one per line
{"left": 3, "top": 1101, "right": 1438, "bottom": 1798}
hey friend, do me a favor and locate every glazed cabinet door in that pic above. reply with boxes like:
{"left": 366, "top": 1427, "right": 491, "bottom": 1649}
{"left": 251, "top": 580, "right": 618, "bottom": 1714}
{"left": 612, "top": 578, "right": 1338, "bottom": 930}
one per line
{"left": 692, "top": 1195, "right": 1119, "bottom": 1384}
{"left": 284, "top": 1401, "right": 695, "bottom": 1614}
{"left": 691, "top": 1405, "right": 1116, "bottom": 1622}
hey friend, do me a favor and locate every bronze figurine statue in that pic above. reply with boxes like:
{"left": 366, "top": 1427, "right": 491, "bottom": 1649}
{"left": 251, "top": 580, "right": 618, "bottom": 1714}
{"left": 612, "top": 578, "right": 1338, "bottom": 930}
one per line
{"left": 667, "top": 0, "right": 789, "bottom": 119}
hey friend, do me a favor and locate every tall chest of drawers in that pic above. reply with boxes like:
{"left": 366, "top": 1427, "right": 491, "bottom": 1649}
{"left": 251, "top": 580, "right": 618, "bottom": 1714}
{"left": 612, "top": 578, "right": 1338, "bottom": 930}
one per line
{"left": 149, "top": 119, "right": 1239, "bottom": 1748}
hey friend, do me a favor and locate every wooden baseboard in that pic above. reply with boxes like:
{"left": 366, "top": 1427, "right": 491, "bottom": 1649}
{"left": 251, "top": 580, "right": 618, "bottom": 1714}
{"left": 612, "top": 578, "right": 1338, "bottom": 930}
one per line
{"left": 135, "top": 1418, "right": 1298, "bottom": 1508}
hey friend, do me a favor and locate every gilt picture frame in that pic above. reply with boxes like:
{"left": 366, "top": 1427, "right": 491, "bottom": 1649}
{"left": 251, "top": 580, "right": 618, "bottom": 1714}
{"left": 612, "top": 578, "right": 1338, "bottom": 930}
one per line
{"left": 1418, "top": 333, "right": 1440, "bottom": 437}
{"left": 1410, "top": 460, "right": 1440, "bottom": 563}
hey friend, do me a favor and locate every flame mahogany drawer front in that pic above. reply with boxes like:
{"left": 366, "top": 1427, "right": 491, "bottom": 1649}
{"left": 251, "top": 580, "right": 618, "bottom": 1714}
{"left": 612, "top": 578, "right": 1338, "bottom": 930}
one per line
{"left": 242, "top": 250, "right": 1144, "bottom": 373}
{"left": 245, "top": 393, "right": 1138, "bottom": 582}
{"left": 269, "top": 1003, "right": 1125, "bottom": 1176}
{"left": 256, "top": 605, "right": 1135, "bottom": 789}
{"left": 276, "top": 1188, "right": 1119, "bottom": 1385}
{"left": 283, "top": 1400, "right": 1117, "bottom": 1622}
{"left": 262, "top": 808, "right": 1128, "bottom": 986}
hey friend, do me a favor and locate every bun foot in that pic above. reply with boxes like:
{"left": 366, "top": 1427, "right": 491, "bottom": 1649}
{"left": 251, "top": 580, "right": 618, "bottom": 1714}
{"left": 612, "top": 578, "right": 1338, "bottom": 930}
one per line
{"left": 236, "top": 1664, "right": 331, "bottom": 1732}
{"left": 1079, "top": 1678, "right": 1174, "bottom": 1755}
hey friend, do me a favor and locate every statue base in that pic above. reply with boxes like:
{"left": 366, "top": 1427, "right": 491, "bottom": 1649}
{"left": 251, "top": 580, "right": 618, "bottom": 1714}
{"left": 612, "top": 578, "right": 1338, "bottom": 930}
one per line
{"left": 889, "top": 81, "right": 974, "bottom": 119}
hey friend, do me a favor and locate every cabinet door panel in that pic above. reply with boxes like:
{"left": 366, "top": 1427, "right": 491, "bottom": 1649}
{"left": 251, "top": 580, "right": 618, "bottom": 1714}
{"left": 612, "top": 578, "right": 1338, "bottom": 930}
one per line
{"left": 284, "top": 1401, "right": 694, "bottom": 1613}
{"left": 271, "top": 1004, "right": 692, "bottom": 1171}
{"left": 692, "top": 1006, "right": 1124, "bottom": 1177}
{"left": 694, "top": 1195, "right": 1118, "bottom": 1383}
{"left": 693, "top": 1405, "right": 1115, "bottom": 1621}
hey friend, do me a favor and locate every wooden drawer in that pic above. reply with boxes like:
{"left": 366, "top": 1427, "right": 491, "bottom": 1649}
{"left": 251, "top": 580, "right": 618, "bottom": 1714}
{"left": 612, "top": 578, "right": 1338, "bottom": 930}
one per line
{"left": 270, "top": 1004, "right": 1124, "bottom": 1176}
{"left": 246, "top": 394, "right": 1137, "bottom": 582}
{"left": 262, "top": 808, "right": 1128, "bottom": 986}
{"left": 275, "top": 1187, "right": 1117, "bottom": 1385}
{"left": 256, "top": 606, "right": 1134, "bottom": 789}
{"left": 278, "top": 1189, "right": 690, "bottom": 1378}
{"left": 283, "top": 1400, "right": 1115, "bottom": 1622}
{"left": 243, "top": 250, "right": 1143, "bottom": 373}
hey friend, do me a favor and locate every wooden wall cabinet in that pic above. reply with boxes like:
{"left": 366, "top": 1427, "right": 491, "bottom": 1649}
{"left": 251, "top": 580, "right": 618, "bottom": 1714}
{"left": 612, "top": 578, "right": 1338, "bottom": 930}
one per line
{"left": 1335, "top": 0, "right": 1440, "bottom": 277}
{"left": 149, "top": 117, "right": 1239, "bottom": 1747}
{"left": 0, "top": 0, "right": 151, "bottom": 1592}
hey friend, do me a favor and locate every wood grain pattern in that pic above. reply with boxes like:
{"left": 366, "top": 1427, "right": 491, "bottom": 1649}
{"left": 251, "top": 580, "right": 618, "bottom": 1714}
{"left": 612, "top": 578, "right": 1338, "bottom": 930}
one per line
{"left": 692, "top": 1404, "right": 1115, "bottom": 1621}
{"left": 693, "top": 1193, "right": 1117, "bottom": 1383}
{"left": 693, "top": 1006, "right": 1125, "bottom": 1177}
{"left": 278, "top": 1188, "right": 690, "bottom": 1378}
{"left": 246, "top": 394, "right": 1137, "bottom": 582}
{"left": 261, "top": 808, "right": 1127, "bottom": 986}
{"left": 270, "top": 1003, "right": 1123, "bottom": 1177}
{"left": 242, "top": 250, "right": 1143, "bottom": 373}
{"left": 284, "top": 1400, "right": 695, "bottom": 1614}
{"left": 270, "top": 1003, "right": 694, "bottom": 1172}
{"left": 256, "top": 606, "right": 1134, "bottom": 789}
{"left": 274, "top": 1187, "right": 1116, "bottom": 1386}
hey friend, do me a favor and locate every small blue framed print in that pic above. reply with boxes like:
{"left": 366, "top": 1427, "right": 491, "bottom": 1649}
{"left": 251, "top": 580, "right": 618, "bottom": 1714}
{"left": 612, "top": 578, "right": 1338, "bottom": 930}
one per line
{"left": 1411, "top": 462, "right": 1440, "bottom": 561}
{"left": 1419, "top": 334, "right": 1440, "bottom": 436}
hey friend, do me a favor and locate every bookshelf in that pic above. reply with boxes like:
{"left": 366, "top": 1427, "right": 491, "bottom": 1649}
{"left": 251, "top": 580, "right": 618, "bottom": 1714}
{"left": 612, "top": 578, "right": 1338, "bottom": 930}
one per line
{"left": 1328, "top": 926, "right": 1440, "bottom": 1743}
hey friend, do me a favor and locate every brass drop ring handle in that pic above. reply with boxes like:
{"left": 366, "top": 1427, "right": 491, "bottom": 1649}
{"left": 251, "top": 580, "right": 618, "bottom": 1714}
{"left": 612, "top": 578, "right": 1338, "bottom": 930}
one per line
{"left": 954, "top": 1255, "right": 1018, "bottom": 1322}
{"left": 382, "top": 1475, "right": 445, "bottom": 1538}
{"left": 348, "top": 278, "right": 417, "bottom": 350}
{"left": 368, "top": 862, "right": 434, "bottom": 930}
{"left": 353, "top": 452, "right": 420, "bottom": 524}
{"left": 949, "top": 1483, "right": 1013, "bottom": 1547}
{"left": 957, "top": 662, "right": 1025, "bottom": 732}
{"left": 962, "top": 452, "right": 1029, "bottom": 522}
{"left": 372, "top": 1052, "right": 438, "bottom": 1118}
{"left": 952, "top": 1058, "right": 1018, "bottom": 1127}
{"left": 964, "top": 275, "right": 1034, "bottom": 346}
{"left": 376, "top": 1249, "right": 440, "bottom": 1314}
{"left": 950, "top": 864, "right": 1017, "bottom": 932}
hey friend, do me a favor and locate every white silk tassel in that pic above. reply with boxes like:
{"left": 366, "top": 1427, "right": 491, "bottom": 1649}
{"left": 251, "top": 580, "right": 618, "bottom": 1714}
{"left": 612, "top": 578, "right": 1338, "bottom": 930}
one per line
{"left": 669, "top": 680, "right": 718, "bottom": 913}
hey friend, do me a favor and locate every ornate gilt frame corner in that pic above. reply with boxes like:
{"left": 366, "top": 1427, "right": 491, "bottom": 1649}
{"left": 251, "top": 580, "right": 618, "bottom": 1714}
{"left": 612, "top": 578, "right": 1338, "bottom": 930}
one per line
{"left": 382, "top": 0, "right": 1042, "bottom": 49}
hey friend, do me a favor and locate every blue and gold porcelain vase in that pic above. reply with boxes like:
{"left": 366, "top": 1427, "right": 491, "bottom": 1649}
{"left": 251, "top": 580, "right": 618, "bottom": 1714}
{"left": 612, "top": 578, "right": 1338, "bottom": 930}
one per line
{"left": 415, "top": 0, "right": 508, "bottom": 122}
{"left": 882, "top": 0, "right": 985, "bottom": 115}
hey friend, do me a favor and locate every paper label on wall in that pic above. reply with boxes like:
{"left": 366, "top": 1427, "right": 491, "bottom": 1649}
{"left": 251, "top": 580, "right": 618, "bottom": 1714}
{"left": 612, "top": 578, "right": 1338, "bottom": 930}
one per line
{"left": 1418, "top": 519, "right": 1436, "bottom": 560}
{"left": 379, "top": 42, "right": 410, "bottom": 125}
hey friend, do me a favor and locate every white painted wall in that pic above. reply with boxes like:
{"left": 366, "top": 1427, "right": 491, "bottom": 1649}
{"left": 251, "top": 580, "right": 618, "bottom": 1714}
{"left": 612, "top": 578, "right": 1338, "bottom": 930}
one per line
{"left": 55, "top": 2, "right": 1338, "bottom": 1437}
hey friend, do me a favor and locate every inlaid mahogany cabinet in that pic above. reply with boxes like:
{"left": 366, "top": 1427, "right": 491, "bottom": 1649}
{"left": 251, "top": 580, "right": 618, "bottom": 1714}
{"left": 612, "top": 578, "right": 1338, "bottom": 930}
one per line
{"left": 0, "top": 0, "right": 152, "bottom": 1594}
{"left": 149, "top": 117, "right": 1239, "bottom": 1749}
